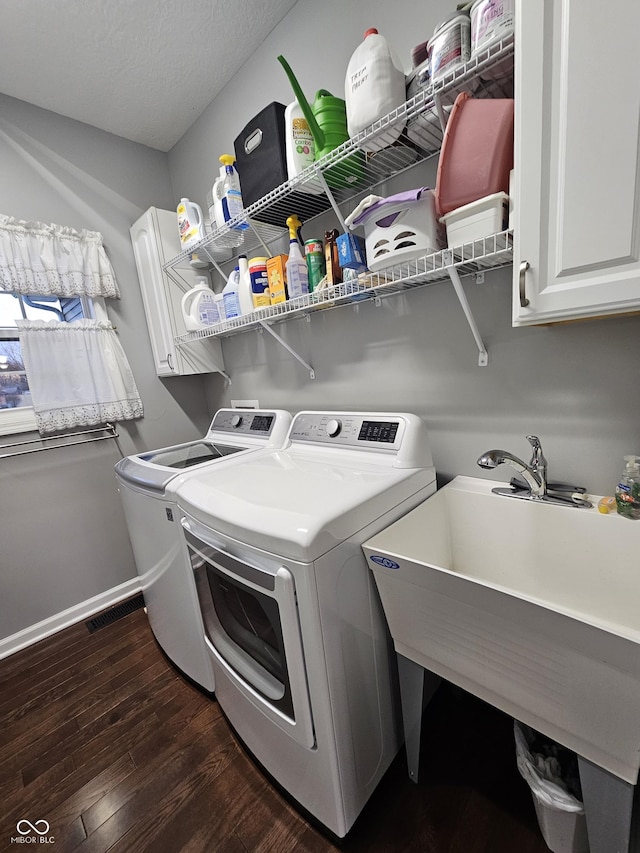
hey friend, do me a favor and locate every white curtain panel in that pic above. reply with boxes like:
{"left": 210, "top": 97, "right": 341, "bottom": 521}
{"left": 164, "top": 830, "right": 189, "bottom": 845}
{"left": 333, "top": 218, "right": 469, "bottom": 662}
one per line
{"left": 16, "top": 319, "right": 143, "bottom": 434}
{"left": 0, "top": 215, "right": 120, "bottom": 299}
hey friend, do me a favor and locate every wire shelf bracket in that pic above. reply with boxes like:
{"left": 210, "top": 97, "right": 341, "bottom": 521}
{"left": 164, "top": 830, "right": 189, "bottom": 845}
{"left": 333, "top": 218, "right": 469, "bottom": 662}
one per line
{"left": 443, "top": 250, "right": 489, "bottom": 366}
{"left": 258, "top": 319, "right": 315, "bottom": 379}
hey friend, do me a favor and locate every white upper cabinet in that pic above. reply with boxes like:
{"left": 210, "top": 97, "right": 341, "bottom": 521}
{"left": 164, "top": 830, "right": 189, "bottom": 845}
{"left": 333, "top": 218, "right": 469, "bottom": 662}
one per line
{"left": 513, "top": 0, "right": 640, "bottom": 325}
{"left": 130, "top": 207, "right": 225, "bottom": 377}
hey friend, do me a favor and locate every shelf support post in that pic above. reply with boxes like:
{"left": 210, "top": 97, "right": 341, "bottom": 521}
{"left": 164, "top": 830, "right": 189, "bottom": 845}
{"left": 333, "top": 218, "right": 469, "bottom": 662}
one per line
{"left": 434, "top": 93, "right": 449, "bottom": 134}
{"left": 315, "top": 170, "right": 349, "bottom": 233}
{"left": 443, "top": 252, "right": 489, "bottom": 366}
{"left": 177, "top": 342, "right": 233, "bottom": 384}
{"left": 258, "top": 320, "right": 315, "bottom": 379}
{"left": 246, "top": 222, "right": 273, "bottom": 257}
{"left": 202, "top": 254, "right": 227, "bottom": 280}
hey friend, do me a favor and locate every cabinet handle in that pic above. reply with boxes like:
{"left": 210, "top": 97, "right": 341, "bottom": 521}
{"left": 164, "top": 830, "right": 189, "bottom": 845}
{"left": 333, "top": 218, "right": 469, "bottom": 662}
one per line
{"left": 519, "top": 261, "right": 530, "bottom": 307}
{"left": 167, "top": 352, "right": 173, "bottom": 371}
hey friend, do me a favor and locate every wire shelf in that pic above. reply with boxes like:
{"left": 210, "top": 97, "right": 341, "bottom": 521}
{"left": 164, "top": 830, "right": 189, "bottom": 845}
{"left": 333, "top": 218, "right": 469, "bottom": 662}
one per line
{"left": 163, "top": 36, "right": 515, "bottom": 274}
{"left": 174, "top": 231, "right": 513, "bottom": 345}
{"left": 166, "top": 39, "right": 515, "bottom": 371}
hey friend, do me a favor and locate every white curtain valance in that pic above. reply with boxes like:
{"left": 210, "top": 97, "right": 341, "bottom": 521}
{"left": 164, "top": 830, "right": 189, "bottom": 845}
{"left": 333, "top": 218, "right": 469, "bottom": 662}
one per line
{"left": 0, "top": 215, "right": 120, "bottom": 299}
{"left": 16, "top": 319, "right": 142, "bottom": 435}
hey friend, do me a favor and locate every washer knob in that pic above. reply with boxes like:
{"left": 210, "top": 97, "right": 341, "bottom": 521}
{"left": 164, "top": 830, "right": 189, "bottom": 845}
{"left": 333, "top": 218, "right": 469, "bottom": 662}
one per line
{"left": 230, "top": 414, "right": 243, "bottom": 428}
{"left": 326, "top": 418, "right": 342, "bottom": 437}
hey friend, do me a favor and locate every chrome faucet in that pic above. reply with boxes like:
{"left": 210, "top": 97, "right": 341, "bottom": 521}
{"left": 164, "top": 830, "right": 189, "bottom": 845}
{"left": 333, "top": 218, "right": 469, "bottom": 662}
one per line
{"left": 476, "top": 435, "right": 592, "bottom": 508}
{"left": 477, "top": 440, "right": 546, "bottom": 498}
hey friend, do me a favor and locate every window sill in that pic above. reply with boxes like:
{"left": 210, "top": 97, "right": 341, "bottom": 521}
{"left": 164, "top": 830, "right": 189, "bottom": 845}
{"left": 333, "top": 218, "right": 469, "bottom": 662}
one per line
{"left": 0, "top": 407, "right": 37, "bottom": 436}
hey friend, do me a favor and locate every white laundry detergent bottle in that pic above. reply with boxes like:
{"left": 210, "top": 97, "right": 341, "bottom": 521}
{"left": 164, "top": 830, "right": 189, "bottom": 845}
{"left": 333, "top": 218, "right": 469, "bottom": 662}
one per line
{"left": 222, "top": 267, "right": 241, "bottom": 319}
{"left": 237, "top": 255, "right": 254, "bottom": 315}
{"left": 284, "top": 100, "right": 322, "bottom": 194}
{"left": 177, "top": 198, "right": 204, "bottom": 251}
{"left": 345, "top": 28, "right": 406, "bottom": 152}
{"left": 181, "top": 277, "right": 221, "bottom": 331}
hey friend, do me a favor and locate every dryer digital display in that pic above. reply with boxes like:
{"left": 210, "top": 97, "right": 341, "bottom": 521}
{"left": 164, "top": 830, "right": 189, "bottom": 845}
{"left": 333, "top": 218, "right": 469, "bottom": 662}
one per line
{"left": 358, "top": 421, "right": 399, "bottom": 443}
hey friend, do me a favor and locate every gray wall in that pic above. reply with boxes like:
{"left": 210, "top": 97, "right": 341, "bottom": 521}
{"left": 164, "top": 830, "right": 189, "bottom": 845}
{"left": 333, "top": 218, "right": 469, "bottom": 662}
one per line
{"left": 2, "top": 0, "right": 638, "bottom": 645}
{"left": 0, "top": 94, "right": 213, "bottom": 642}
{"left": 169, "top": 0, "right": 640, "bottom": 495}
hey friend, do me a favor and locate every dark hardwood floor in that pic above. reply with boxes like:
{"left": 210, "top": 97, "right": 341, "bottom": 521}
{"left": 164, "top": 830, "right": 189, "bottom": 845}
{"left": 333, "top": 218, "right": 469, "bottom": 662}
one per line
{"left": 0, "top": 603, "right": 551, "bottom": 852}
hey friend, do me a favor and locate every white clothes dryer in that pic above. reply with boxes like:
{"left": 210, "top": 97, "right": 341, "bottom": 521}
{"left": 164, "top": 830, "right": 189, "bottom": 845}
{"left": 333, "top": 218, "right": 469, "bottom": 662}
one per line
{"left": 114, "top": 408, "right": 291, "bottom": 691}
{"left": 170, "top": 411, "right": 436, "bottom": 836}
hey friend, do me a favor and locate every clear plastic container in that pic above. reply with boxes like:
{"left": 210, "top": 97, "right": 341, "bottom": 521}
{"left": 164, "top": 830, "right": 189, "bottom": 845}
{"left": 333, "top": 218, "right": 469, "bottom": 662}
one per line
{"left": 435, "top": 92, "right": 514, "bottom": 217}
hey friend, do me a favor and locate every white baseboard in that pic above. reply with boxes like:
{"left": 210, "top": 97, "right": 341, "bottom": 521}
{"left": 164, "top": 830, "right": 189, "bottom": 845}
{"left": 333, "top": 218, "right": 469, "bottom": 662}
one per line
{"left": 0, "top": 577, "right": 143, "bottom": 661}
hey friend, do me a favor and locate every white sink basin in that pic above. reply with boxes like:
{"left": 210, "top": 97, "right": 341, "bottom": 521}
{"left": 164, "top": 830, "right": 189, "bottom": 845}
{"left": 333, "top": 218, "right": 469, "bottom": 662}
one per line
{"left": 363, "top": 475, "right": 640, "bottom": 784}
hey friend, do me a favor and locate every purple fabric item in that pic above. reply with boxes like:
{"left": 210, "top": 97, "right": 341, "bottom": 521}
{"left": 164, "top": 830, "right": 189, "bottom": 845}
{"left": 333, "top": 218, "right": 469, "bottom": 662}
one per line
{"left": 351, "top": 187, "right": 429, "bottom": 227}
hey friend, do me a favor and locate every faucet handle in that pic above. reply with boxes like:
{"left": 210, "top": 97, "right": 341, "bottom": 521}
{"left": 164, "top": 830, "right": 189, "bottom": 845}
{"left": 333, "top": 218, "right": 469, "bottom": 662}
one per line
{"left": 526, "top": 435, "right": 547, "bottom": 479}
{"left": 526, "top": 435, "right": 542, "bottom": 450}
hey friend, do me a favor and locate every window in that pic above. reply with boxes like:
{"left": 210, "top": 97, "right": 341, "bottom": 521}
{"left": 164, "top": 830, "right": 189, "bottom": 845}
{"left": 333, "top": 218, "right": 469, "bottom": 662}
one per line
{"left": 0, "top": 293, "right": 89, "bottom": 436}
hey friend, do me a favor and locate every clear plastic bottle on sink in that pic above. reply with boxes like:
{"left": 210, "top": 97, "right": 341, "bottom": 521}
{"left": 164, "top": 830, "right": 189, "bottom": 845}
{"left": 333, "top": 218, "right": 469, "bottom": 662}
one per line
{"left": 615, "top": 455, "right": 640, "bottom": 519}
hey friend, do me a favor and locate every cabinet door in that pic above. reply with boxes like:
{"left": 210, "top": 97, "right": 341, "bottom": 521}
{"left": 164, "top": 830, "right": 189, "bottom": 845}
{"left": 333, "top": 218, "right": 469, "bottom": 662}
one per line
{"left": 130, "top": 209, "right": 180, "bottom": 376}
{"left": 513, "top": 0, "right": 640, "bottom": 325}
{"left": 130, "top": 208, "right": 225, "bottom": 377}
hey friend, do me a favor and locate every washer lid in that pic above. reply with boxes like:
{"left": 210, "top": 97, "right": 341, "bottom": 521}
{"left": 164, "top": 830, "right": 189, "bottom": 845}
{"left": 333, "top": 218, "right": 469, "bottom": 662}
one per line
{"left": 114, "top": 440, "right": 247, "bottom": 491}
{"left": 114, "top": 408, "right": 292, "bottom": 493}
{"left": 173, "top": 448, "right": 436, "bottom": 562}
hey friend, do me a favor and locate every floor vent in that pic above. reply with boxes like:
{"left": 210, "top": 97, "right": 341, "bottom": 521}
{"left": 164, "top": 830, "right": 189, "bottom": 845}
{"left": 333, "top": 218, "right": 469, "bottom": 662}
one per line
{"left": 85, "top": 594, "right": 145, "bottom": 633}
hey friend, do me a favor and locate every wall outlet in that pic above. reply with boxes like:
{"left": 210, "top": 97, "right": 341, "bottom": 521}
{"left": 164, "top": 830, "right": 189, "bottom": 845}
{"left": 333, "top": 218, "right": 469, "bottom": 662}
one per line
{"left": 231, "top": 399, "right": 259, "bottom": 409}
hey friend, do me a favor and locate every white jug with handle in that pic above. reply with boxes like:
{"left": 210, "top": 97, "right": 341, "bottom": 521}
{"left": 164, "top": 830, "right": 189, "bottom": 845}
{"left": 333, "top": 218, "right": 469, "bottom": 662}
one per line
{"left": 177, "top": 198, "right": 204, "bottom": 251}
{"left": 181, "top": 277, "right": 220, "bottom": 331}
{"left": 345, "top": 28, "right": 406, "bottom": 152}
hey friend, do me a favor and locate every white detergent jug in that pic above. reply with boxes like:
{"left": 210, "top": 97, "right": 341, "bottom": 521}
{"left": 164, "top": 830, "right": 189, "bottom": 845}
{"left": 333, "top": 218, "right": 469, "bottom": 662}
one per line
{"left": 284, "top": 100, "right": 322, "bottom": 194}
{"left": 181, "top": 277, "right": 221, "bottom": 331}
{"left": 177, "top": 198, "right": 204, "bottom": 251}
{"left": 345, "top": 28, "right": 406, "bottom": 152}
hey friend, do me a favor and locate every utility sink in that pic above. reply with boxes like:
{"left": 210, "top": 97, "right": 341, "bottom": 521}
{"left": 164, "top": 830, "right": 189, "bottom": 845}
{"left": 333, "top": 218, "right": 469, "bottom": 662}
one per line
{"left": 363, "top": 475, "right": 640, "bottom": 785}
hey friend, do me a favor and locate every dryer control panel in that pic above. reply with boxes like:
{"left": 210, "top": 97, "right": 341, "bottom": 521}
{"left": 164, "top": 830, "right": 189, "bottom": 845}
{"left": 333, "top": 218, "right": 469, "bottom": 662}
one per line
{"left": 289, "top": 412, "right": 407, "bottom": 451}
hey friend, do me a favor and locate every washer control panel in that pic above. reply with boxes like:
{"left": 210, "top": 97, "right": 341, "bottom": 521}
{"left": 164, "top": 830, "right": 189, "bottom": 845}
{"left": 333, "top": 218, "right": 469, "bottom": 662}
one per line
{"left": 289, "top": 413, "right": 405, "bottom": 450}
{"left": 208, "top": 409, "right": 276, "bottom": 436}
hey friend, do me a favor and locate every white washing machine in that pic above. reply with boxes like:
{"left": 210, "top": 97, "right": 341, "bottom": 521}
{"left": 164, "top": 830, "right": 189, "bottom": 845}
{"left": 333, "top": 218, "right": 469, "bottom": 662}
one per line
{"left": 114, "top": 408, "right": 291, "bottom": 691}
{"left": 169, "top": 411, "right": 437, "bottom": 836}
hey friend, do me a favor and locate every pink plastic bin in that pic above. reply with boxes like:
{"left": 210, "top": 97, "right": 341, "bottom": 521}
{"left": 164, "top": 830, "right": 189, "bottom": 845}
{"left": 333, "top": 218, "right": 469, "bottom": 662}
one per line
{"left": 435, "top": 92, "right": 514, "bottom": 217}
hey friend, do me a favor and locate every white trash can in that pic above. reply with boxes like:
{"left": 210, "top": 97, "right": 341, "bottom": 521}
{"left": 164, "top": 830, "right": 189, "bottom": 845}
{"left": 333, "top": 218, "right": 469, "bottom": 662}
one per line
{"left": 514, "top": 721, "right": 590, "bottom": 853}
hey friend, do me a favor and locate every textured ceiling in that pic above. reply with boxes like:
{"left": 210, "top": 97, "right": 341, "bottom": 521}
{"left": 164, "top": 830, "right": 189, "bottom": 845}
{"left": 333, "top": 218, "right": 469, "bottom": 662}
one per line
{"left": 0, "top": 0, "right": 299, "bottom": 151}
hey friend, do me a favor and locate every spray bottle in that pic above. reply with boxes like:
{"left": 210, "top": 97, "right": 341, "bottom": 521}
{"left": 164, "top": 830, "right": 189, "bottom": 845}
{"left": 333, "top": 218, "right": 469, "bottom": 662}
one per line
{"left": 285, "top": 215, "right": 309, "bottom": 299}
